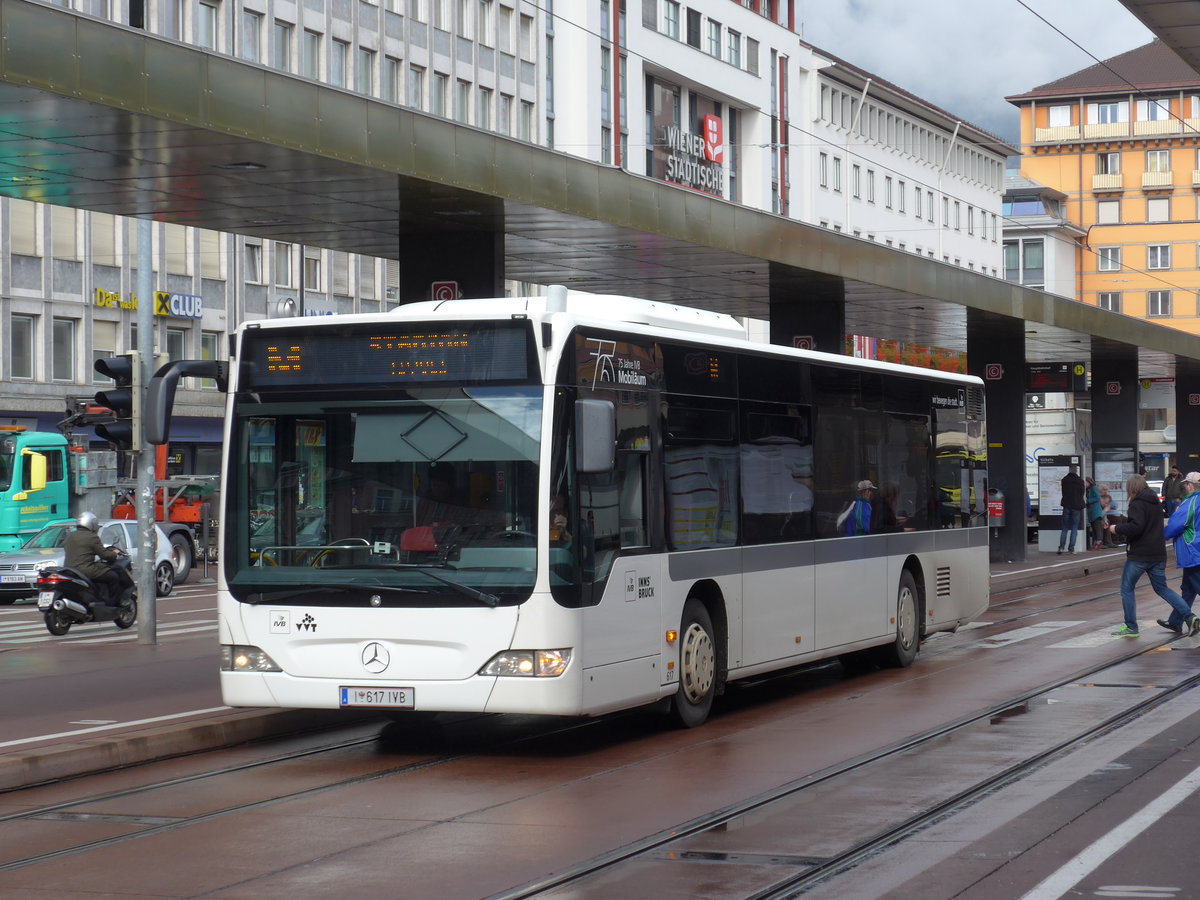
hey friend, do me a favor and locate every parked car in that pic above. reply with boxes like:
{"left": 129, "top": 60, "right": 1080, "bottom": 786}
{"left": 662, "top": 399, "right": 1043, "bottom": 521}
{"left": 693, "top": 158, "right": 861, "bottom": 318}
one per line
{"left": 0, "top": 518, "right": 176, "bottom": 604}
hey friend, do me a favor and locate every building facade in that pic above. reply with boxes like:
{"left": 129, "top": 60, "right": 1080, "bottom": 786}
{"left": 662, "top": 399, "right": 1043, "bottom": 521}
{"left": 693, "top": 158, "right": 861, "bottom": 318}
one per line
{"left": 1007, "top": 39, "right": 1200, "bottom": 335}
{"left": 1, "top": 0, "right": 1012, "bottom": 468}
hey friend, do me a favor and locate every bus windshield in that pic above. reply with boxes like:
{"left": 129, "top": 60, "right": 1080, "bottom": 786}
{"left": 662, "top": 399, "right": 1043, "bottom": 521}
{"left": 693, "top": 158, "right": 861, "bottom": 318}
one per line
{"left": 226, "top": 385, "right": 543, "bottom": 606}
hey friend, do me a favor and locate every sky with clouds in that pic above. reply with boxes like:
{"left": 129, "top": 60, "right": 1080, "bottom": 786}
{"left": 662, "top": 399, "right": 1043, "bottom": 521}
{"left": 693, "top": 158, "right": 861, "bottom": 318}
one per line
{"left": 796, "top": 0, "right": 1155, "bottom": 145}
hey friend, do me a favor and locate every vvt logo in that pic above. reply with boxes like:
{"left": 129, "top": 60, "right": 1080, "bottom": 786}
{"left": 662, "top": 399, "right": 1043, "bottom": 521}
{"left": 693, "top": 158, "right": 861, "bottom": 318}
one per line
{"left": 296, "top": 613, "right": 318, "bottom": 633}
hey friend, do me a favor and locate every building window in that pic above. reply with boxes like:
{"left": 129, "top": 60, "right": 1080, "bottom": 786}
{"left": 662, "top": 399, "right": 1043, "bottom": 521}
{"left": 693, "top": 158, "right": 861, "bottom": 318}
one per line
{"left": 519, "top": 13, "right": 534, "bottom": 61}
{"left": 197, "top": 1, "right": 218, "bottom": 50}
{"left": 1003, "top": 238, "right": 1044, "bottom": 287}
{"left": 382, "top": 56, "right": 401, "bottom": 103}
{"left": 497, "top": 4, "right": 513, "bottom": 52}
{"left": 1048, "top": 104, "right": 1071, "bottom": 127}
{"left": 10, "top": 314, "right": 34, "bottom": 380}
{"left": 357, "top": 48, "right": 375, "bottom": 94}
{"left": 746, "top": 37, "right": 758, "bottom": 75}
{"left": 926, "top": 190, "right": 934, "bottom": 222}
{"left": 274, "top": 242, "right": 293, "bottom": 287}
{"left": 518, "top": 100, "right": 534, "bottom": 141}
{"left": 273, "top": 21, "right": 293, "bottom": 71}
{"left": 52, "top": 318, "right": 75, "bottom": 382}
{"left": 1088, "top": 100, "right": 1128, "bottom": 124}
{"left": 200, "top": 332, "right": 222, "bottom": 389}
{"left": 851, "top": 164, "right": 861, "bottom": 199}
{"left": 1138, "top": 97, "right": 1172, "bottom": 121}
{"left": 455, "top": 79, "right": 470, "bottom": 123}
{"left": 1146, "top": 149, "right": 1171, "bottom": 173}
{"left": 1097, "top": 152, "right": 1120, "bottom": 174}
{"left": 303, "top": 248, "right": 322, "bottom": 290}
{"left": 1098, "top": 292, "right": 1122, "bottom": 312}
{"left": 1097, "top": 199, "right": 1120, "bottom": 224}
{"left": 457, "top": 0, "right": 473, "bottom": 38}
{"left": 706, "top": 19, "right": 721, "bottom": 57}
{"left": 244, "top": 242, "right": 263, "bottom": 283}
{"left": 832, "top": 157, "right": 842, "bottom": 193}
{"left": 498, "top": 93, "right": 512, "bottom": 135}
{"left": 867, "top": 169, "right": 875, "bottom": 203}
{"left": 330, "top": 39, "right": 348, "bottom": 88}
{"left": 432, "top": 73, "right": 448, "bottom": 117}
{"left": 408, "top": 65, "right": 425, "bottom": 109}
{"left": 727, "top": 29, "right": 740, "bottom": 66}
{"left": 1147, "top": 244, "right": 1171, "bottom": 269}
{"left": 685, "top": 8, "right": 700, "bottom": 47}
{"left": 818, "top": 152, "right": 828, "bottom": 188}
{"left": 897, "top": 179, "right": 905, "bottom": 213}
{"left": 1147, "top": 197, "right": 1170, "bottom": 222}
{"left": 884, "top": 175, "right": 893, "bottom": 208}
{"left": 1097, "top": 246, "right": 1121, "bottom": 271}
{"left": 1148, "top": 290, "right": 1171, "bottom": 316}
{"left": 914, "top": 186, "right": 921, "bottom": 218}
{"left": 302, "top": 30, "right": 321, "bottom": 80}
{"left": 663, "top": 0, "right": 679, "bottom": 39}
{"left": 241, "top": 10, "right": 262, "bottom": 62}
{"left": 477, "top": 86, "right": 492, "bottom": 129}
{"left": 478, "top": 0, "right": 493, "bottom": 44}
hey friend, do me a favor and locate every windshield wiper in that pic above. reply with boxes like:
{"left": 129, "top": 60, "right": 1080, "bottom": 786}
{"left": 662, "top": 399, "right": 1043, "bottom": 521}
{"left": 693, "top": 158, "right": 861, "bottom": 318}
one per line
{"left": 244, "top": 578, "right": 500, "bottom": 608}
{"left": 388, "top": 565, "right": 501, "bottom": 608}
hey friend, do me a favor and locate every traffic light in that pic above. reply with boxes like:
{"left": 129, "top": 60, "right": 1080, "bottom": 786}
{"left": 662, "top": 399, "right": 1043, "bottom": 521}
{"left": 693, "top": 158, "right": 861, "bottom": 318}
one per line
{"left": 94, "top": 351, "right": 142, "bottom": 451}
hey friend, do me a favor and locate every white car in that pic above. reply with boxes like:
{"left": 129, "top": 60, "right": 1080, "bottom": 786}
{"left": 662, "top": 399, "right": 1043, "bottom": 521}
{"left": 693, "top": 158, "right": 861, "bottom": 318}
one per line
{"left": 0, "top": 518, "right": 176, "bottom": 604}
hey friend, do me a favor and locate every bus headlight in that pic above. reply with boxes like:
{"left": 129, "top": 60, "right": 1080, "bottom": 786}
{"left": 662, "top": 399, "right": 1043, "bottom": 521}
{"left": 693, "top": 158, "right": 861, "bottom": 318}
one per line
{"left": 479, "top": 649, "right": 572, "bottom": 677}
{"left": 221, "top": 644, "right": 282, "bottom": 672}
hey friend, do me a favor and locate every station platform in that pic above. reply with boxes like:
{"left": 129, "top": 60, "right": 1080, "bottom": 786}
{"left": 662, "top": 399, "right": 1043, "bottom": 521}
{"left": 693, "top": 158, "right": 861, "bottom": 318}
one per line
{"left": 0, "top": 545, "right": 1152, "bottom": 793}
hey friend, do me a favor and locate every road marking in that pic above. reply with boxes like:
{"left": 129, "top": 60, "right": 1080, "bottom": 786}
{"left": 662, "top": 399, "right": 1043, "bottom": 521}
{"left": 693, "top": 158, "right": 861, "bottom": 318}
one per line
{"left": 1019, "top": 764, "right": 1200, "bottom": 900}
{"left": 1048, "top": 621, "right": 1163, "bottom": 648}
{"left": 0, "top": 706, "right": 233, "bottom": 750}
{"left": 974, "top": 622, "right": 1084, "bottom": 647}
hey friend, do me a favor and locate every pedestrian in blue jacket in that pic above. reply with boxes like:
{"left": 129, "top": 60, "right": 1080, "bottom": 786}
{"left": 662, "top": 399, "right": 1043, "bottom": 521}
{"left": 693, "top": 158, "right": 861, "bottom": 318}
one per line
{"left": 1160, "top": 471, "right": 1200, "bottom": 634}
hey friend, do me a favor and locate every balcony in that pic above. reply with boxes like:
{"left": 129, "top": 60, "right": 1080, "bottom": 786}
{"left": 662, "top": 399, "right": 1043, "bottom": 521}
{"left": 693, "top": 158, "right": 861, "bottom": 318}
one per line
{"left": 1083, "top": 122, "right": 1131, "bottom": 139}
{"left": 1142, "top": 171, "right": 1173, "bottom": 188}
{"left": 1034, "top": 125, "right": 1080, "bottom": 142}
{"left": 1092, "top": 173, "right": 1123, "bottom": 191}
{"left": 1193, "top": 170, "right": 1200, "bottom": 186}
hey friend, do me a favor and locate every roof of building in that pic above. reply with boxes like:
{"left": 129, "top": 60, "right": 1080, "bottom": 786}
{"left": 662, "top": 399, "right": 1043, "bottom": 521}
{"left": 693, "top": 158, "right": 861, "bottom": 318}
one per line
{"left": 800, "top": 39, "right": 1017, "bottom": 155}
{"left": 1006, "top": 39, "right": 1200, "bottom": 103}
{"left": 1004, "top": 172, "right": 1067, "bottom": 202}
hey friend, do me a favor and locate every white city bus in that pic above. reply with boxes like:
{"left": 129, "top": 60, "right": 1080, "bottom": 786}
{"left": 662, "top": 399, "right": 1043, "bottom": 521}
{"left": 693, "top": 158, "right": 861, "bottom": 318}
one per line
{"left": 157, "top": 286, "right": 988, "bottom": 727}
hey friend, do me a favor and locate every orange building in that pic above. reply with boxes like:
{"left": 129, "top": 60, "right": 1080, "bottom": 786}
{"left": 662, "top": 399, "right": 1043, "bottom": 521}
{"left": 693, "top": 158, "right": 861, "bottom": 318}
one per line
{"left": 1007, "top": 40, "right": 1200, "bottom": 336}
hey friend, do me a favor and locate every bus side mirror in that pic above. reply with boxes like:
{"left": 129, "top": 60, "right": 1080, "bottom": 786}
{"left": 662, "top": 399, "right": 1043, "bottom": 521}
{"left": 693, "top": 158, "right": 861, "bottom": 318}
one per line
{"left": 13, "top": 449, "right": 47, "bottom": 500}
{"left": 145, "top": 359, "right": 228, "bottom": 444}
{"left": 576, "top": 399, "right": 615, "bottom": 474}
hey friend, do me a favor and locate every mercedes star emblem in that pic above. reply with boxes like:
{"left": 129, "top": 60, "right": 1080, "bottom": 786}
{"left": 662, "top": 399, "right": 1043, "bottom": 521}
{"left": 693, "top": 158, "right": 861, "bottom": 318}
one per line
{"left": 361, "top": 641, "right": 390, "bottom": 674}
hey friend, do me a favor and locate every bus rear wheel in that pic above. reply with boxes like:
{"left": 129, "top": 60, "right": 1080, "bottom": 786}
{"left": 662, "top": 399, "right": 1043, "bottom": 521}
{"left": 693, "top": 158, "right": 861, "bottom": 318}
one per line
{"left": 672, "top": 599, "right": 716, "bottom": 728}
{"left": 878, "top": 570, "right": 920, "bottom": 668}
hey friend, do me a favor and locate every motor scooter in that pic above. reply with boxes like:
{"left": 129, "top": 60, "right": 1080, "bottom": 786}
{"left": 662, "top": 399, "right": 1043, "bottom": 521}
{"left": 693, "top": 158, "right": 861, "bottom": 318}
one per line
{"left": 35, "top": 551, "right": 137, "bottom": 636}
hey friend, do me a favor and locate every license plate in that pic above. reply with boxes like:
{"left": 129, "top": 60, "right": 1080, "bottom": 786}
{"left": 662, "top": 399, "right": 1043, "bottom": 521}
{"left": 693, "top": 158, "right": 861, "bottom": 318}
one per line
{"left": 1, "top": 574, "right": 27, "bottom": 584}
{"left": 339, "top": 686, "right": 414, "bottom": 708}
{"left": 37, "top": 591, "right": 56, "bottom": 610}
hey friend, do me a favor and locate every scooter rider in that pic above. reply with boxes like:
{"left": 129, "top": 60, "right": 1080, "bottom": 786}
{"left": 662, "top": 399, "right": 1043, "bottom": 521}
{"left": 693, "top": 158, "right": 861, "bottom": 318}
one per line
{"left": 64, "top": 512, "right": 123, "bottom": 604}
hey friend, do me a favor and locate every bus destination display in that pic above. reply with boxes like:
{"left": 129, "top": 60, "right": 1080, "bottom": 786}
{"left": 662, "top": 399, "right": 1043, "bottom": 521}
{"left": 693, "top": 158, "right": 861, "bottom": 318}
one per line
{"left": 243, "top": 324, "right": 531, "bottom": 387}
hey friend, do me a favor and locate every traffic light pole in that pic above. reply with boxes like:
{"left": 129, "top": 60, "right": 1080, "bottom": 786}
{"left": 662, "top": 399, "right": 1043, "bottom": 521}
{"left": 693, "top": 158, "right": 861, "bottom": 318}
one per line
{"left": 135, "top": 217, "right": 156, "bottom": 644}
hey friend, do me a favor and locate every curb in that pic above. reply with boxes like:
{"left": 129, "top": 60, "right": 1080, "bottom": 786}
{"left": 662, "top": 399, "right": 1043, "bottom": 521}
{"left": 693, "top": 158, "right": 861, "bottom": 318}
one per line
{"left": 0, "top": 708, "right": 377, "bottom": 793}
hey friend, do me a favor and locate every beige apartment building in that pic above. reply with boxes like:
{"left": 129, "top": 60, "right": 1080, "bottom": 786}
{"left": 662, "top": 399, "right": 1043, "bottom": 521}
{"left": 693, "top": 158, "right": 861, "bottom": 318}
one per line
{"left": 1007, "top": 40, "right": 1200, "bottom": 336}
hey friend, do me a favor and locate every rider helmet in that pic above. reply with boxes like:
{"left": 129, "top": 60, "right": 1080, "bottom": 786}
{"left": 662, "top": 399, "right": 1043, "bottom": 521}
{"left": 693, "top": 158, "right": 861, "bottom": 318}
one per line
{"left": 77, "top": 511, "right": 100, "bottom": 532}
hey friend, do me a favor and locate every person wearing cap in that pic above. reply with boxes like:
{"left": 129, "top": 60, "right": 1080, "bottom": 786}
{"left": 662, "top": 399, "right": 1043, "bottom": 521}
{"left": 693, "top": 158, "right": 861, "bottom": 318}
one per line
{"left": 1160, "top": 471, "right": 1200, "bottom": 634}
{"left": 1163, "top": 465, "right": 1186, "bottom": 516}
{"left": 1057, "top": 463, "right": 1086, "bottom": 555}
{"left": 839, "top": 479, "right": 875, "bottom": 536}
{"left": 1106, "top": 472, "right": 1200, "bottom": 638}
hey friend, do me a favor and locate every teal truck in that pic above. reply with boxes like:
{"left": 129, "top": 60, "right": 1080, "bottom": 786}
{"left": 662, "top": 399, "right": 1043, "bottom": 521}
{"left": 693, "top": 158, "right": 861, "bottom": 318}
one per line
{"left": 0, "top": 428, "right": 71, "bottom": 552}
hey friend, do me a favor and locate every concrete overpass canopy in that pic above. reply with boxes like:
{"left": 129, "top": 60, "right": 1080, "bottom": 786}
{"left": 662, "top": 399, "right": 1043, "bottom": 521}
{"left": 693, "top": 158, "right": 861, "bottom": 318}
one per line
{"left": 0, "top": 0, "right": 1194, "bottom": 378}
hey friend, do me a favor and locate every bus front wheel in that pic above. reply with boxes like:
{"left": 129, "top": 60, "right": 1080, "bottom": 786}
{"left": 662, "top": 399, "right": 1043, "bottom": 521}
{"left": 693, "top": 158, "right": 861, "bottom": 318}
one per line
{"left": 879, "top": 570, "right": 921, "bottom": 668}
{"left": 672, "top": 599, "right": 716, "bottom": 728}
